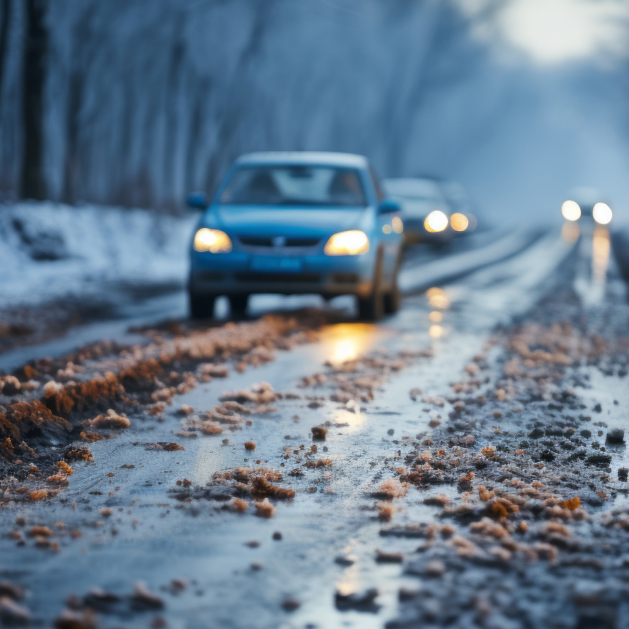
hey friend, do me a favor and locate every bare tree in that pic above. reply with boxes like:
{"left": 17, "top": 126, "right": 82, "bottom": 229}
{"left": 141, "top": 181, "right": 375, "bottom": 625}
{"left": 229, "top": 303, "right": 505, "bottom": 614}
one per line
{"left": 0, "top": 0, "right": 11, "bottom": 96}
{"left": 20, "top": 0, "right": 47, "bottom": 200}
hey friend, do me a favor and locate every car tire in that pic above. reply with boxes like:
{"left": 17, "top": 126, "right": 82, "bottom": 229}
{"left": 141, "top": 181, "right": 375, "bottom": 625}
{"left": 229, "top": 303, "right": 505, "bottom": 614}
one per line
{"left": 229, "top": 294, "right": 249, "bottom": 318}
{"left": 357, "top": 252, "right": 384, "bottom": 321}
{"left": 189, "top": 292, "right": 216, "bottom": 319}
{"left": 384, "top": 252, "right": 402, "bottom": 315}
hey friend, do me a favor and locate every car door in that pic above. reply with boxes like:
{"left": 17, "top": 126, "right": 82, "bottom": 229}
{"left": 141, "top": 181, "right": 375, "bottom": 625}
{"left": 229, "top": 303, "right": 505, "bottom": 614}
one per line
{"left": 369, "top": 166, "right": 401, "bottom": 285}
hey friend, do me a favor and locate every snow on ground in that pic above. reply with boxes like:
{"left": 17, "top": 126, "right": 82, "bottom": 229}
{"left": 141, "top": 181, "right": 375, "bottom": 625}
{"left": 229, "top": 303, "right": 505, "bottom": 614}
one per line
{"left": 0, "top": 202, "right": 197, "bottom": 308}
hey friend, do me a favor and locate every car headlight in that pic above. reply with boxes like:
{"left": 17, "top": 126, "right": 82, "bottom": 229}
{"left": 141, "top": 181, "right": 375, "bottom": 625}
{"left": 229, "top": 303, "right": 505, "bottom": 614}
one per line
{"left": 593, "top": 202, "right": 612, "bottom": 225}
{"left": 424, "top": 211, "right": 448, "bottom": 233}
{"left": 450, "top": 213, "right": 469, "bottom": 232}
{"left": 324, "top": 230, "right": 370, "bottom": 256}
{"left": 561, "top": 200, "right": 581, "bottom": 222}
{"left": 193, "top": 228, "right": 232, "bottom": 253}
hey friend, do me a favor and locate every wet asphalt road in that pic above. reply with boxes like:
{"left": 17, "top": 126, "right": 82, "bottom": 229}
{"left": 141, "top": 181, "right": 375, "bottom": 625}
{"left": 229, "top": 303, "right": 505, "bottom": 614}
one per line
{"left": 0, "top": 223, "right": 623, "bottom": 628}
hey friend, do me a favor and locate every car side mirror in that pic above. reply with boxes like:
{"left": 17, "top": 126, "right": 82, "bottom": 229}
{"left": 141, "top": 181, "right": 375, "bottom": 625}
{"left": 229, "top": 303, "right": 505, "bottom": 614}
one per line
{"left": 378, "top": 199, "right": 401, "bottom": 214}
{"left": 186, "top": 192, "right": 208, "bottom": 210}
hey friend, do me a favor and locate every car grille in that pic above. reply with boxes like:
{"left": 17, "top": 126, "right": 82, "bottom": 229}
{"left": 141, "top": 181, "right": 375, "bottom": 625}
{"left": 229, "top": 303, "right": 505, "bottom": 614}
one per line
{"left": 238, "top": 237, "right": 321, "bottom": 248}
{"left": 235, "top": 272, "right": 321, "bottom": 284}
{"left": 195, "top": 271, "right": 224, "bottom": 281}
{"left": 332, "top": 273, "right": 359, "bottom": 284}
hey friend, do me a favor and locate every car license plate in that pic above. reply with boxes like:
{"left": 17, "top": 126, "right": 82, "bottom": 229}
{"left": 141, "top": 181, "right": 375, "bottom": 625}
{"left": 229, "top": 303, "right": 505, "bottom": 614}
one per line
{"left": 250, "top": 256, "right": 303, "bottom": 272}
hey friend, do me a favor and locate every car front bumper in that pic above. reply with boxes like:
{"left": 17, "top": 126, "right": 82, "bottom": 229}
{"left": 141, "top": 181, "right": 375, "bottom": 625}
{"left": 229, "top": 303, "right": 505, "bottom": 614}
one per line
{"left": 189, "top": 250, "right": 376, "bottom": 298}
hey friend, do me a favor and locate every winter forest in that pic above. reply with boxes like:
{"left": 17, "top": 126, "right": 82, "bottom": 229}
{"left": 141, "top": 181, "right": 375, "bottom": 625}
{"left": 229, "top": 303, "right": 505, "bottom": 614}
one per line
{"left": 1, "top": 0, "right": 629, "bottom": 220}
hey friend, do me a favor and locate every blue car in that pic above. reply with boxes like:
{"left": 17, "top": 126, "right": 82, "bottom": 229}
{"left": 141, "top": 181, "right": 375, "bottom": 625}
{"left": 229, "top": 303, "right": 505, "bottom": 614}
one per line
{"left": 186, "top": 152, "right": 404, "bottom": 320}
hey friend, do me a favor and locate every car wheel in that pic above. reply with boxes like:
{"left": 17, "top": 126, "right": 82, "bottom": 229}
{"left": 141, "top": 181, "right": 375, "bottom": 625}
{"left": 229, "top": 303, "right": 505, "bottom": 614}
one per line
{"left": 189, "top": 292, "right": 216, "bottom": 319}
{"left": 229, "top": 294, "right": 249, "bottom": 318}
{"left": 384, "top": 252, "right": 402, "bottom": 314}
{"left": 357, "top": 253, "right": 384, "bottom": 321}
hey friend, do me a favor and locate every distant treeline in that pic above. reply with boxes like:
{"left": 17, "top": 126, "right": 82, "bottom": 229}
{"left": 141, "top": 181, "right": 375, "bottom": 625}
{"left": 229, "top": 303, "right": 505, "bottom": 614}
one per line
{"left": 0, "top": 0, "right": 500, "bottom": 209}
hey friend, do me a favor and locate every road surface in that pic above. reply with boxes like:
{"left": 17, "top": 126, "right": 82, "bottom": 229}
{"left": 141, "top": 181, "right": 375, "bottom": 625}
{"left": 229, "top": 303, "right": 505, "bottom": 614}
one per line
{"left": 1, "top": 223, "right": 628, "bottom": 629}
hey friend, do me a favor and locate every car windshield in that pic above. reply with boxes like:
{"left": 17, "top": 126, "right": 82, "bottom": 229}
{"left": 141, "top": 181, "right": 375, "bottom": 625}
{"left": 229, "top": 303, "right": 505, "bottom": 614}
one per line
{"left": 385, "top": 179, "right": 444, "bottom": 204}
{"left": 220, "top": 166, "right": 367, "bottom": 207}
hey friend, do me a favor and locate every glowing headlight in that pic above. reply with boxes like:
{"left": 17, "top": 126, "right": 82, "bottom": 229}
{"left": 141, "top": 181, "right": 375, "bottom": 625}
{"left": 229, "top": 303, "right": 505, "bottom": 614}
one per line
{"left": 324, "top": 230, "right": 369, "bottom": 256}
{"left": 450, "top": 213, "right": 469, "bottom": 232}
{"left": 391, "top": 216, "right": 404, "bottom": 234}
{"left": 424, "top": 211, "right": 448, "bottom": 233}
{"left": 193, "top": 228, "right": 232, "bottom": 253}
{"left": 592, "top": 202, "right": 612, "bottom": 225}
{"left": 561, "top": 200, "right": 581, "bottom": 222}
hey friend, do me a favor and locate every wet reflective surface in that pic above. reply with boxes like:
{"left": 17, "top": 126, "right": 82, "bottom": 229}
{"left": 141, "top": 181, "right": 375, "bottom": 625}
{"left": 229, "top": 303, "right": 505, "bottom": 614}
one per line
{"left": 0, "top": 228, "right": 590, "bottom": 627}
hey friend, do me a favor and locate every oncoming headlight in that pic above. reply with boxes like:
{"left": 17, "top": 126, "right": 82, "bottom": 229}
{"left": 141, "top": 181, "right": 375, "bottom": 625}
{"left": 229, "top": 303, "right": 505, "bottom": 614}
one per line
{"left": 193, "top": 228, "right": 232, "bottom": 253}
{"left": 424, "top": 211, "right": 448, "bottom": 233}
{"left": 324, "top": 230, "right": 370, "bottom": 256}
{"left": 561, "top": 200, "right": 581, "bottom": 222}
{"left": 592, "top": 202, "right": 612, "bottom": 225}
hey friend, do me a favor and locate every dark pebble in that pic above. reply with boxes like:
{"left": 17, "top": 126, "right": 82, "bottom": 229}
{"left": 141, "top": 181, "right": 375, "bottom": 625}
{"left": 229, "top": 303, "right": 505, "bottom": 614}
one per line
{"left": 606, "top": 428, "right": 625, "bottom": 444}
{"left": 586, "top": 453, "right": 612, "bottom": 466}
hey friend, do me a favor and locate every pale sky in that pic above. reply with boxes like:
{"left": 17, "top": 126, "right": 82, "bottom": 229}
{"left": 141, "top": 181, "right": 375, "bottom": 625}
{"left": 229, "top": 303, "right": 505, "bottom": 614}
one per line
{"left": 457, "top": 0, "right": 629, "bottom": 64}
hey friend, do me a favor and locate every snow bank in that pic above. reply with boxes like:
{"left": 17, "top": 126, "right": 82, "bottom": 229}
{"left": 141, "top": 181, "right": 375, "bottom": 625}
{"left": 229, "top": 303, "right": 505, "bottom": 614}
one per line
{"left": 0, "top": 202, "right": 197, "bottom": 308}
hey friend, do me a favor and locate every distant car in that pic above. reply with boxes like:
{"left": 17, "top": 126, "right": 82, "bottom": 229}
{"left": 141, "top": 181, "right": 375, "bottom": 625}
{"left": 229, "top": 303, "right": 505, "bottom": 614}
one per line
{"left": 383, "top": 178, "right": 455, "bottom": 245}
{"left": 562, "top": 187, "right": 613, "bottom": 226}
{"left": 187, "top": 152, "right": 404, "bottom": 321}
{"left": 441, "top": 181, "right": 478, "bottom": 235}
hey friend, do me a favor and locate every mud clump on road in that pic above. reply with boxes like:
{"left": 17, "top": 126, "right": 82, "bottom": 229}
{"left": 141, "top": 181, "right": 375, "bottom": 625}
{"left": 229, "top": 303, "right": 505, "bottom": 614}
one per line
{"left": 0, "top": 401, "right": 71, "bottom": 460}
{"left": 64, "top": 446, "right": 93, "bottom": 462}
{"left": 255, "top": 498, "right": 276, "bottom": 518}
{"left": 169, "top": 466, "right": 295, "bottom": 518}
{"left": 372, "top": 479, "right": 407, "bottom": 499}
{"left": 310, "top": 426, "right": 327, "bottom": 440}
{"left": 87, "top": 409, "right": 130, "bottom": 429}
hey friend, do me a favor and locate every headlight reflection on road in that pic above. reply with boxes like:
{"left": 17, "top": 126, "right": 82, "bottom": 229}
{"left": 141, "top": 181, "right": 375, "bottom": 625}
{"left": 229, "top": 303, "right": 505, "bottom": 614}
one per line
{"left": 427, "top": 288, "right": 449, "bottom": 340}
{"left": 429, "top": 325, "right": 444, "bottom": 338}
{"left": 592, "top": 226, "right": 610, "bottom": 287}
{"left": 426, "top": 287, "right": 450, "bottom": 310}
{"left": 334, "top": 406, "right": 365, "bottom": 431}
{"left": 320, "top": 323, "right": 377, "bottom": 366}
{"left": 561, "top": 221, "right": 580, "bottom": 243}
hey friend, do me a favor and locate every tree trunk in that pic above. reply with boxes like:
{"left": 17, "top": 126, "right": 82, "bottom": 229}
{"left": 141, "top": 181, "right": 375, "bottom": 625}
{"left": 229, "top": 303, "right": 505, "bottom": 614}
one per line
{"left": 20, "top": 0, "right": 47, "bottom": 200}
{"left": 61, "top": 70, "right": 82, "bottom": 203}
{"left": 0, "top": 0, "right": 11, "bottom": 97}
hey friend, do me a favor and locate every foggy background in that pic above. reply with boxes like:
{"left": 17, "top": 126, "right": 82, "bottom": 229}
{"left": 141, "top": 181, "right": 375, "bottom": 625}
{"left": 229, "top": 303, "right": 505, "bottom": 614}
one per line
{"left": 1, "top": 0, "right": 628, "bottom": 226}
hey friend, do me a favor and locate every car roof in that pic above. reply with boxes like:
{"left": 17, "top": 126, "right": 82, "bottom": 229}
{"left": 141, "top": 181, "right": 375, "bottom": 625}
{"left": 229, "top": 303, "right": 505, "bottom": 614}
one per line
{"left": 383, "top": 178, "right": 444, "bottom": 198}
{"left": 235, "top": 151, "right": 369, "bottom": 169}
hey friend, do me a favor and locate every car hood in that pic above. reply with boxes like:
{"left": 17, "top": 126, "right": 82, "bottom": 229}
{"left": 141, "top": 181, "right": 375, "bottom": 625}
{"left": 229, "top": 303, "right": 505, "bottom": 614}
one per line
{"left": 208, "top": 205, "right": 369, "bottom": 236}
{"left": 397, "top": 199, "right": 448, "bottom": 219}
